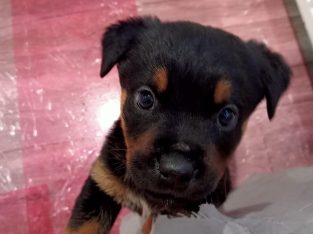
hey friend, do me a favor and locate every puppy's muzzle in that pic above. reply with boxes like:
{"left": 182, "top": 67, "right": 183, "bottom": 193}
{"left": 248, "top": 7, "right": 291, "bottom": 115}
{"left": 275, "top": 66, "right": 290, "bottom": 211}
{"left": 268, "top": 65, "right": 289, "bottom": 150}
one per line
{"left": 158, "top": 142, "right": 200, "bottom": 186}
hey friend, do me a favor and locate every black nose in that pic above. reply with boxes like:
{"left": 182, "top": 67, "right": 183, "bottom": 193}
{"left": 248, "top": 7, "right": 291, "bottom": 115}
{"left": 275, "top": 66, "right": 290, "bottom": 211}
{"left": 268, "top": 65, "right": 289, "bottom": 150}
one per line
{"left": 159, "top": 153, "right": 195, "bottom": 184}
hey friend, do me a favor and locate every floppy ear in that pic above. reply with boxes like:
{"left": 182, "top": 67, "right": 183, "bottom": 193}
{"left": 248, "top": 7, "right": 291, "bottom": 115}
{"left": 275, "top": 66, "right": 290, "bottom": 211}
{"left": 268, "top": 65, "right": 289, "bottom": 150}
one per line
{"left": 246, "top": 40, "right": 292, "bottom": 119}
{"left": 100, "top": 16, "right": 159, "bottom": 77}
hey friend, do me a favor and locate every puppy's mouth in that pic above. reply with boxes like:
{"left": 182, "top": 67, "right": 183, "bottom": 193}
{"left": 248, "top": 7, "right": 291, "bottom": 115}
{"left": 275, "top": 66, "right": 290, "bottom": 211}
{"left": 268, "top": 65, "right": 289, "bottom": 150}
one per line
{"left": 127, "top": 150, "right": 223, "bottom": 213}
{"left": 130, "top": 173, "right": 217, "bottom": 214}
{"left": 141, "top": 188, "right": 207, "bottom": 214}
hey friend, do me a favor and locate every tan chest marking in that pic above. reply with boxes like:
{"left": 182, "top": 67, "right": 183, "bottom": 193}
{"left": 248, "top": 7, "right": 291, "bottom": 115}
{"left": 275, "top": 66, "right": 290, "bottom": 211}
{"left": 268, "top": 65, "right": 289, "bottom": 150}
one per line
{"left": 91, "top": 159, "right": 150, "bottom": 214}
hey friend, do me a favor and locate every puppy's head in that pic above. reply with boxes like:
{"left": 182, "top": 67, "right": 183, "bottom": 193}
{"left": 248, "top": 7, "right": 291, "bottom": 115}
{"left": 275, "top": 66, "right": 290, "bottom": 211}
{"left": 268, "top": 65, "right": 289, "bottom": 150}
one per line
{"left": 100, "top": 17, "right": 291, "bottom": 212}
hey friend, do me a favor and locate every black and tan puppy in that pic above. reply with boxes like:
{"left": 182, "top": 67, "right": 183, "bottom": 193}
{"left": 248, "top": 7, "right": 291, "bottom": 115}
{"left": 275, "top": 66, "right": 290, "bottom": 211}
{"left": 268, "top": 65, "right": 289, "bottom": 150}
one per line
{"left": 64, "top": 16, "right": 291, "bottom": 234}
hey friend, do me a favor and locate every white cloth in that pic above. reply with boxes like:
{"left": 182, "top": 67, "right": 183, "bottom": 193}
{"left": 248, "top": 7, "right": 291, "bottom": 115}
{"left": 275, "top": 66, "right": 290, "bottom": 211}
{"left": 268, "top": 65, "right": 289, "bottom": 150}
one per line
{"left": 120, "top": 167, "right": 313, "bottom": 234}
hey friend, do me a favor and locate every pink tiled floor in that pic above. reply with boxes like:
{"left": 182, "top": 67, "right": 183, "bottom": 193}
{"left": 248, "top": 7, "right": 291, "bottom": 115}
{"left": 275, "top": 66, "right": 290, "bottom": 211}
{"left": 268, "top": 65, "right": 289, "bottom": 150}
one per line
{"left": 1, "top": 0, "right": 136, "bottom": 233}
{"left": 0, "top": 0, "right": 312, "bottom": 233}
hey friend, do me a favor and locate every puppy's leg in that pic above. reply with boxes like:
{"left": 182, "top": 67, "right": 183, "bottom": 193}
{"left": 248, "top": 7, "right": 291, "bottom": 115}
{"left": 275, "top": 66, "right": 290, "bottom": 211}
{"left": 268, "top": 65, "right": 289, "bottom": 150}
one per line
{"left": 64, "top": 176, "right": 121, "bottom": 234}
{"left": 142, "top": 215, "right": 153, "bottom": 234}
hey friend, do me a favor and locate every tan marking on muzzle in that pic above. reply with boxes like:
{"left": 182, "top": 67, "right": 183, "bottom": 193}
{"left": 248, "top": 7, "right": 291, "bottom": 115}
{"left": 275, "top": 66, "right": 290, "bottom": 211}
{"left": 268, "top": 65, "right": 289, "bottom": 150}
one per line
{"left": 241, "top": 119, "right": 249, "bottom": 133}
{"left": 208, "top": 145, "right": 228, "bottom": 180}
{"left": 125, "top": 128, "right": 156, "bottom": 161}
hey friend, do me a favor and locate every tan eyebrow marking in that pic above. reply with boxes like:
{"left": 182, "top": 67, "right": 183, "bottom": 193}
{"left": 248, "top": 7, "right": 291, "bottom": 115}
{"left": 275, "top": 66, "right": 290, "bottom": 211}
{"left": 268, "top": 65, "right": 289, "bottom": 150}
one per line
{"left": 153, "top": 67, "right": 168, "bottom": 92}
{"left": 214, "top": 79, "right": 232, "bottom": 103}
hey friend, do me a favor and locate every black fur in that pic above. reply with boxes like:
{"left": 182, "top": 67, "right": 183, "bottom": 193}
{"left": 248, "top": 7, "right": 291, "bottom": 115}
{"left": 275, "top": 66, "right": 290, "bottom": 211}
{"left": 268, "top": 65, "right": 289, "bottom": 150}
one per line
{"left": 66, "top": 16, "right": 291, "bottom": 234}
{"left": 68, "top": 176, "right": 121, "bottom": 233}
{"left": 100, "top": 17, "right": 159, "bottom": 77}
{"left": 246, "top": 40, "right": 291, "bottom": 119}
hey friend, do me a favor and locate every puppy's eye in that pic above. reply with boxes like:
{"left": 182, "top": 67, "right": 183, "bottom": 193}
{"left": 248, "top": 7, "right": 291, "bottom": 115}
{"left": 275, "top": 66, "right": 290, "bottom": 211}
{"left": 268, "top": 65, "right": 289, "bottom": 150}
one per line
{"left": 217, "top": 105, "right": 238, "bottom": 131}
{"left": 136, "top": 88, "right": 155, "bottom": 110}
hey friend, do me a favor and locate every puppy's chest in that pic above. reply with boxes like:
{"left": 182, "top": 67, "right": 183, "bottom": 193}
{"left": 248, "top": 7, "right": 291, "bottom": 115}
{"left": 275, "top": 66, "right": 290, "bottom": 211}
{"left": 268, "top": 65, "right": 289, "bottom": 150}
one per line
{"left": 123, "top": 194, "right": 151, "bottom": 218}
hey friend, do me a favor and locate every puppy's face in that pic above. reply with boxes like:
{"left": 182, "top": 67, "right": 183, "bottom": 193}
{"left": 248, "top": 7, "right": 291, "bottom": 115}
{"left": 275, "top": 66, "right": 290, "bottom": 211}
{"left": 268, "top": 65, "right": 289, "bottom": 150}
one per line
{"left": 100, "top": 17, "right": 291, "bottom": 211}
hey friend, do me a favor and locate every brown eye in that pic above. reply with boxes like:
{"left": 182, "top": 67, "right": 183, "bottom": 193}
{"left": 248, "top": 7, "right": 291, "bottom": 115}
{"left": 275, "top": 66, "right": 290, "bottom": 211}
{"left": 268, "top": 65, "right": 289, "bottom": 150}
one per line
{"left": 217, "top": 105, "right": 238, "bottom": 131}
{"left": 136, "top": 88, "right": 155, "bottom": 110}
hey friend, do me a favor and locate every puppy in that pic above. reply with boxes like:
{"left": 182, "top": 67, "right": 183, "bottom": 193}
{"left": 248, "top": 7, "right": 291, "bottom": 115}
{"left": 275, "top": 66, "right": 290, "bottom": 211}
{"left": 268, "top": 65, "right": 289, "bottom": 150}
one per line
{"left": 64, "top": 16, "right": 291, "bottom": 234}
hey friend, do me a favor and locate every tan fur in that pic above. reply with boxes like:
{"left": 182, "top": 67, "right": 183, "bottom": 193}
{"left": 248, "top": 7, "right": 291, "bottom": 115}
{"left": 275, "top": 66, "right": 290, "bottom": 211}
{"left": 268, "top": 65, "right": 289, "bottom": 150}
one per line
{"left": 120, "top": 86, "right": 155, "bottom": 159}
{"left": 120, "top": 111, "right": 156, "bottom": 161}
{"left": 142, "top": 215, "right": 153, "bottom": 234}
{"left": 153, "top": 67, "right": 168, "bottom": 92}
{"left": 208, "top": 146, "right": 227, "bottom": 180}
{"left": 120, "top": 89, "right": 129, "bottom": 149}
{"left": 63, "top": 219, "right": 100, "bottom": 234}
{"left": 214, "top": 79, "right": 231, "bottom": 103}
{"left": 126, "top": 128, "right": 156, "bottom": 160}
{"left": 91, "top": 159, "right": 149, "bottom": 213}
{"left": 241, "top": 120, "right": 249, "bottom": 133}
{"left": 120, "top": 116, "right": 128, "bottom": 144}
{"left": 121, "top": 89, "right": 127, "bottom": 112}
